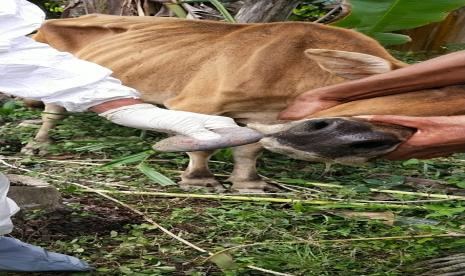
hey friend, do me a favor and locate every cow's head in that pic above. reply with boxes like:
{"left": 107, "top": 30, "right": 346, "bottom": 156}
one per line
{"left": 251, "top": 49, "right": 465, "bottom": 163}
{"left": 250, "top": 118, "right": 414, "bottom": 164}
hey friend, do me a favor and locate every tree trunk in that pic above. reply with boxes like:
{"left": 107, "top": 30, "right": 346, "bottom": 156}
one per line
{"left": 395, "top": 7, "right": 465, "bottom": 53}
{"left": 235, "top": 0, "right": 300, "bottom": 23}
{"left": 61, "top": 0, "right": 141, "bottom": 18}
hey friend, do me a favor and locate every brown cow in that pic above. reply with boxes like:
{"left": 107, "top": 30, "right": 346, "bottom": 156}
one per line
{"left": 25, "top": 14, "right": 465, "bottom": 192}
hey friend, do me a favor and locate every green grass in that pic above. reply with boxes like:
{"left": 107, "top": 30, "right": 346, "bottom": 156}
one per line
{"left": 1, "top": 99, "right": 465, "bottom": 275}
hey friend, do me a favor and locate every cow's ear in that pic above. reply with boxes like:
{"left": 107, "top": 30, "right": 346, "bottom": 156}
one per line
{"left": 304, "top": 49, "right": 393, "bottom": 80}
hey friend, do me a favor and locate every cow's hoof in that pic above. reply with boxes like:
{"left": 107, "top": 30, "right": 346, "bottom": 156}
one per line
{"left": 230, "top": 180, "right": 281, "bottom": 194}
{"left": 21, "top": 141, "right": 50, "bottom": 156}
{"left": 179, "top": 178, "right": 226, "bottom": 193}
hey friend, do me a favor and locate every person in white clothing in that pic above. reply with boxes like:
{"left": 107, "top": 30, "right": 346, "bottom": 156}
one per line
{"left": 0, "top": 0, "right": 261, "bottom": 271}
{"left": 0, "top": 0, "right": 256, "bottom": 140}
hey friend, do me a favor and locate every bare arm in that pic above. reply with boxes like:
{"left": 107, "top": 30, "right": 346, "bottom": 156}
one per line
{"left": 280, "top": 50, "right": 465, "bottom": 120}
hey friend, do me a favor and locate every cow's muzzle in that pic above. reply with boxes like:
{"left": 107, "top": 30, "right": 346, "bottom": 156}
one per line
{"left": 251, "top": 118, "right": 414, "bottom": 164}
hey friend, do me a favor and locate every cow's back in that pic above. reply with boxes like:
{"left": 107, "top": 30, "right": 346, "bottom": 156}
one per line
{"left": 36, "top": 15, "right": 403, "bottom": 120}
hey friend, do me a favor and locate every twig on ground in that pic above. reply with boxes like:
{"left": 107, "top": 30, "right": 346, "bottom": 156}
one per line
{"left": 280, "top": 184, "right": 322, "bottom": 194}
{"left": 43, "top": 160, "right": 102, "bottom": 166}
{"left": 259, "top": 175, "right": 323, "bottom": 194}
{"left": 273, "top": 183, "right": 302, "bottom": 193}
{"left": 84, "top": 189, "right": 423, "bottom": 210}
{"left": 295, "top": 181, "right": 465, "bottom": 201}
{"left": 246, "top": 265, "right": 294, "bottom": 276}
{"left": 339, "top": 198, "right": 457, "bottom": 204}
{"left": 0, "top": 156, "right": 229, "bottom": 165}
{"left": 324, "top": 233, "right": 465, "bottom": 242}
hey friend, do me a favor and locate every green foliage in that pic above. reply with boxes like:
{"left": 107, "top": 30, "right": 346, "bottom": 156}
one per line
{"left": 28, "top": 0, "right": 65, "bottom": 18}
{"left": 290, "top": 0, "right": 339, "bottom": 21}
{"left": 102, "top": 150, "right": 176, "bottom": 186}
{"left": 334, "top": 0, "right": 465, "bottom": 46}
{"left": 137, "top": 162, "right": 176, "bottom": 186}
{"left": 0, "top": 100, "right": 23, "bottom": 116}
{"left": 102, "top": 150, "right": 155, "bottom": 168}
{"left": 388, "top": 42, "right": 465, "bottom": 65}
{"left": 206, "top": 0, "right": 236, "bottom": 23}
{"left": 291, "top": 3, "right": 326, "bottom": 21}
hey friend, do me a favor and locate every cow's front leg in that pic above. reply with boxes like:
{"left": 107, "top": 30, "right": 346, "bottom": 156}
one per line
{"left": 228, "top": 143, "right": 279, "bottom": 193}
{"left": 180, "top": 151, "right": 225, "bottom": 192}
{"left": 21, "top": 104, "right": 66, "bottom": 155}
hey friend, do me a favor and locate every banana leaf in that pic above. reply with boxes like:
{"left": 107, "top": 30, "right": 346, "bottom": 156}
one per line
{"left": 333, "top": 0, "right": 465, "bottom": 46}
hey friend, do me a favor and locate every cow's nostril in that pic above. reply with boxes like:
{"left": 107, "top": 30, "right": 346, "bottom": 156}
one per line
{"left": 350, "top": 140, "right": 393, "bottom": 149}
{"left": 313, "top": 121, "right": 329, "bottom": 130}
{"left": 307, "top": 120, "right": 330, "bottom": 131}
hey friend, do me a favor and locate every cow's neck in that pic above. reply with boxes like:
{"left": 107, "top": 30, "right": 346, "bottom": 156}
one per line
{"left": 210, "top": 74, "right": 344, "bottom": 123}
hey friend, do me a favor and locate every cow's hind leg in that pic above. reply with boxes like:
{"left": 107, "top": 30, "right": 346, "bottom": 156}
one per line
{"left": 180, "top": 151, "right": 225, "bottom": 192}
{"left": 21, "top": 104, "right": 66, "bottom": 155}
{"left": 228, "top": 143, "right": 279, "bottom": 193}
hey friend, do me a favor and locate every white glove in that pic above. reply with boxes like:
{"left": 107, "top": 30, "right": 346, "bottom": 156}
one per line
{"left": 99, "top": 104, "right": 239, "bottom": 140}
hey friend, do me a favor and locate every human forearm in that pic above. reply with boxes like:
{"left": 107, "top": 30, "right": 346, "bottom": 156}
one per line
{"left": 320, "top": 50, "right": 465, "bottom": 102}
{"left": 91, "top": 100, "right": 263, "bottom": 151}
{"left": 280, "top": 51, "right": 465, "bottom": 120}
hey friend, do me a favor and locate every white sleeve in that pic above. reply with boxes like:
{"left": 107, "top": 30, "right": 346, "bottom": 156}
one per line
{"left": 0, "top": 1, "right": 140, "bottom": 112}
{"left": 0, "top": 36, "right": 141, "bottom": 112}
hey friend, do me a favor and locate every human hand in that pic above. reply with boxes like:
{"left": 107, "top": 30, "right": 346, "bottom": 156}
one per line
{"left": 279, "top": 89, "right": 343, "bottom": 120}
{"left": 357, "top": 115, "right": 465, "bottom": 160}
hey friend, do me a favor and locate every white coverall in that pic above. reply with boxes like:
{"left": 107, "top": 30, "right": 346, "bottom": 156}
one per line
{"left": 0, "top": 0, "right": 242, "bottom": 138}
{"left": 0, "top": 0, "right": 253, "bottom": 237}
